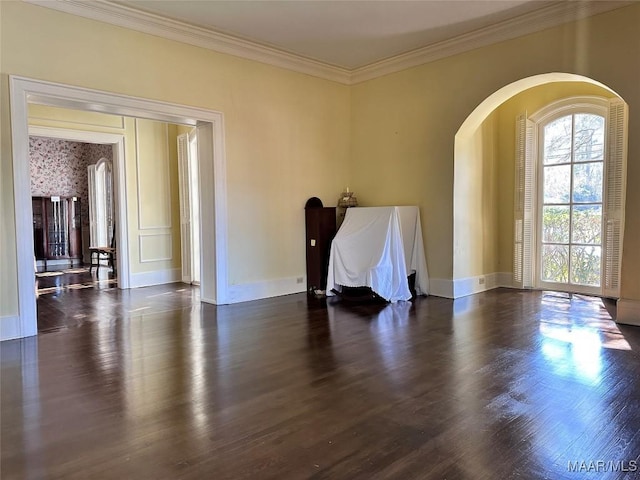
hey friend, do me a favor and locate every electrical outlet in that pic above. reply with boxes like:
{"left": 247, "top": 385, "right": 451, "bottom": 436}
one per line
{"left": 296, "top": 277, "right": 304, "bottom": 284}
{"left": 478, "top": 277, "right": 485, "bottom": 285}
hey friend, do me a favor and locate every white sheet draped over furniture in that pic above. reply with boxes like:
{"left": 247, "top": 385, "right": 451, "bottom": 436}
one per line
{"left": 326, "top": 206, "right": 429, "bottom": 302}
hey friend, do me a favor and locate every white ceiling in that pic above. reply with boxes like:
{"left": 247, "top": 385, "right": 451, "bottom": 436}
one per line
{"left": 29, "top": 0, "right": 631, "bottom": 83}
{"left": 114, "top": 0, "right": 559, "bottom": 69}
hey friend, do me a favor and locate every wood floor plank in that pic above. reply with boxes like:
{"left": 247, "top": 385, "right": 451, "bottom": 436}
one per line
{"left": 2, "top": 286, "right": 640, "bottom": 479}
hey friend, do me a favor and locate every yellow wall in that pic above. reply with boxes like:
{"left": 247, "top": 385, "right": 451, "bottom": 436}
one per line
{"left": 494, "top": 82, "right": 617, "bottom": 275}
{"left": 0, "top": 1, "right": 350, "bottom": 317}
{"left": 0, "top": 74, "right": 18, "bottom": 315}
{"left": 351, "top": 4, "right": 640, "bottom": 299}
{"left": 132, "top": 119, "right": 181, "bottom": 273}
{"left": 2, "top": 1, "right": 640, "bottom": 319}
{"left": 27, "top": 105, "right": 183, "bottom": 278}
{"left": 453, "top": 82, "right": 616, "bottom": 282}
{"left": 453, "top": 111, "right": 499, "bottom": 279}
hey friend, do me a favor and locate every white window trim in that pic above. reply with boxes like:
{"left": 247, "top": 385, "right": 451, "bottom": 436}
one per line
{"left": 536, "top": 101, "right": 607, "bottom": 295}
{"left": 529, "top": 96, "right": 610, "bottom": 124}
{"left": 514, "top": 95, "right": 627, "bottom": 298}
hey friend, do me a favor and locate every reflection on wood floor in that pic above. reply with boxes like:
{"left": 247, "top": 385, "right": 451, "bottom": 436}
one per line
{"left": 36, "top": 266, "right": 119, "bottom": 333}
{"left": 2, "top": 287, "right": 640, "bottom": 479}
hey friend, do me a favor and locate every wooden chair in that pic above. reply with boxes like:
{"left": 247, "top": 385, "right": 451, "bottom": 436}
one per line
{"left": 89, "top": 225, "right": 116, "bottom": 273}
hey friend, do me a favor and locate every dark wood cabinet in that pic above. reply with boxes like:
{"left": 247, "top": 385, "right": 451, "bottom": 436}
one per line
{"left": 32, "top": 196, "right": 83, "bottom": 267}
{"left": 305, "top": 203, "right": 336, "bottom": 294}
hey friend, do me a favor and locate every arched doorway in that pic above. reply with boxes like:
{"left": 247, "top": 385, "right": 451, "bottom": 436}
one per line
{"left": 453, "top": 73, "right": 627, "bottom": 299}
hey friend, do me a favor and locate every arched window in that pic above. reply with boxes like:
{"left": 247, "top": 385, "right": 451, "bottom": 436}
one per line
{"left": 88, "top": 157, "right": 114, "bottom": 248}
{"left": 514, "top": 97, "right": 627, "bottom": 298}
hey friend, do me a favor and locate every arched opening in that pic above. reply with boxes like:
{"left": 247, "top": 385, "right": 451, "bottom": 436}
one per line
{"left": 88, "top": 157, "right": 115, "bottom": 251}
{"left": 453, "top": 73, "right": 626, "bottom": 298}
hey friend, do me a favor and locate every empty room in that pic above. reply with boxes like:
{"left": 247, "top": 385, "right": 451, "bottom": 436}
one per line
{"left": 2, "top": 1, "right": 639, "bottom": 478}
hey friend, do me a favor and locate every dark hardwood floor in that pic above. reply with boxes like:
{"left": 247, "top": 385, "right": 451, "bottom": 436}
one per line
{"left": 35, "top": 265, "right": 118, "bottom": 333}
{"left": 2, "top": 286, "right": 640, "bottom": 479}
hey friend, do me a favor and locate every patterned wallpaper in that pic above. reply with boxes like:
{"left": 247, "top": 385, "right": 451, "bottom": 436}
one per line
{"left": 29, "top": 137, "right": 113, "bottom": 254}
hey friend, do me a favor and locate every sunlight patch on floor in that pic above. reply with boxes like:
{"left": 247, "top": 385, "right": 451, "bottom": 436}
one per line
{"left": 540, "top": 291, "right": 631, "bottom": 352}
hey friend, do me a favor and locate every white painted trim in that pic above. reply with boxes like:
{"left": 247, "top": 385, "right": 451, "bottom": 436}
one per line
{"left": 194, "top": 120, "right": 229, "bottom": 306}
{"left": 616, "top": 298, "right": 640, "bottom": 327}
{"left": 113, "top": 137, "right": 131, "bottom": 289}
{"left": 350, "top": 2, "right": 632, "bottom": 83}
{"left": 29, "top": 126, "right": 122, "bottom": 144}
{"left": 23, "top": 0, "right": 630, "bottom": 85}
{"left": 428, "top": 278, "right": 454, "bottom": 299}
{"left": 134, "top": 120, "right": 172, "bottom": 230}
{"left": 1, "top": 316, "right": 23, "bottom": 342}
{"left": 10, "top": 80, "right": 39, "bottom": 340}
{"left": 430, "top": 273, "right": 516, "bottom": 299}
{"left": 529, "top": 97, "right": 623, "bottom": 298}
{"left": 453, "top": 273, "right": 498, "bottom": 298}
{"left": 24, "top": 0, "right": 350, "bottom": 84}
{"left": 27, "top": 126, "right": 131, "bottom": 289}
{"left": 529, "top": 96, "right": 609, "bottom": 124}
{"left": 138, "top": 232, "right": 173, "bottom": 263}
{"left": 129, "top": 268, "right": 181, "bottom": 288}
{"left": 227, "top": 276, "right": 306, "bottom": 304}
{"left": 9, "top": 75, "right": 229, "bottom": 340}
{"left": 29, "top": 110, "right": 126, "bottom": 130}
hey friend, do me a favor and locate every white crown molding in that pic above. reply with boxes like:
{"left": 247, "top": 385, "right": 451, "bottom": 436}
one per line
{"left": 23, "top": 0, "right": 632, "bottom": 85}
{"left": 23, "top": 0, "right": 351, "bottom": 84}
{"left": 350, "top": 1, "right": 632, "bottom": 83}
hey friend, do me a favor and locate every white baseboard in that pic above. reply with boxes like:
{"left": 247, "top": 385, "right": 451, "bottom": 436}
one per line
{"left": 616, "top": 298, "right": 640, "bottom": 326}
{"left": 1, "top": 315, "right": 29, "bottom": 342}
{"left": 453, "top": 274, "right": 490, "bottom": 298}
{"left": 129, "top": 268, "right": 181, "bottom": 288}
{"left": 224, "top": 271, "right": 516, "bottom": 302}
{"left": 225, "top": 272, "right": 516, "bottom": 302}
{"left": 430, "top": 272, "right": 515, "bottom": 299}
{"left": 227, "top": 275, "right": 306, "bottom": 304}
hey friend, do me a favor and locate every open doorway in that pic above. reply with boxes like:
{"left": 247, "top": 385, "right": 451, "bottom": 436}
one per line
{"left": 27, "top": 128, "right": 123, "bottom": 332}
{"left": 28, "top": 116, "right": 204, "bottom": 333}
{"left": 30, "top": 135, "right": 119, "bottom": 303}
{"left": 87, "top": 157, "right": 117, "bottom": 273}
{"left": 8, "top": 76, "right": 229, "bottom": 340}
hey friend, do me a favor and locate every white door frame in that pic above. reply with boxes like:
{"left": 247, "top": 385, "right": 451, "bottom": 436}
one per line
{"left": 177, "top": 132, "right": 193, "bottom": 284}
{"left": 29, "top": 126, "right": 130, "bottom": 288}
{"left": 9, "top": 75, "right": 229, "bottom": 339}
{"left": 188, "top": 129, "right": 201, "bottom": 285}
